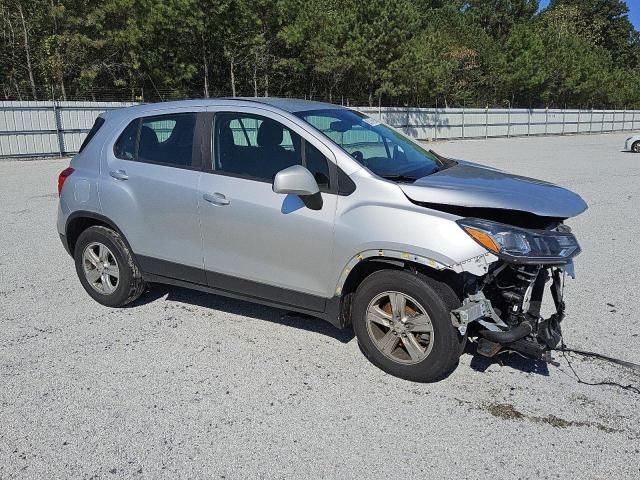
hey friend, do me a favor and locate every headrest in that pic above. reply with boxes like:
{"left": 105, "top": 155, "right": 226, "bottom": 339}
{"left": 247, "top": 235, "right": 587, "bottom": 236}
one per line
{"left": 218, "top": 123, "right": 234, "bottom": 146}
{"left": 257, "top": 120, "right": 283, "bottom": 147}
{"left": 140, "top": 126, "right": 159, "bottom": 146}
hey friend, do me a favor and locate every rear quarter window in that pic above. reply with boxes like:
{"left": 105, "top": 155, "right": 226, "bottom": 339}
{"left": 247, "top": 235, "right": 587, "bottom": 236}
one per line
{"left": 79, "top": 117, "right": 105, "bottom": 153}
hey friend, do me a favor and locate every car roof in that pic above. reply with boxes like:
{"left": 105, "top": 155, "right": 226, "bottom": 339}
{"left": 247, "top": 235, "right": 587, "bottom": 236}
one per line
{"left": 228, "top": 97, "right": 347, "bottom": 113}
{"left": 101, "top": 97, "right": 348, "bottom": 121}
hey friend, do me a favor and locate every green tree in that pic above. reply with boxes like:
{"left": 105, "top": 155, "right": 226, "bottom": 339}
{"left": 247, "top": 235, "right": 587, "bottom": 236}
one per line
{"left": 496, "top": 23, "right": 548, "bottom": 105}
{"left": 549, "top": 0, "right": 639, "bottom": 65}
{"left": 462, "top": 0, "right": 539, "bottom": 38}
{"left": 0, "top": 0, "right": 639, "bottom": 107}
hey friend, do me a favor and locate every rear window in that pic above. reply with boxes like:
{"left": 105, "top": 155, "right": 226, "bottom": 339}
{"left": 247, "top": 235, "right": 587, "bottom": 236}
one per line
{"left": 78, "top": 117, "right": 105, "bottom": 153}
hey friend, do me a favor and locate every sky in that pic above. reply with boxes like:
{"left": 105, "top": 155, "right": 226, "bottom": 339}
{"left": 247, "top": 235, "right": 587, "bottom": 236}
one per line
{"left": 537, "top": 0, "right": 640, "bottom": 30}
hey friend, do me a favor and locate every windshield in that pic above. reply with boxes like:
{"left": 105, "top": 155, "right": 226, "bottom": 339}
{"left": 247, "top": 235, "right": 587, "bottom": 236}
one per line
{"left": 294, "top": 108, "right": 445, "bottom": 180}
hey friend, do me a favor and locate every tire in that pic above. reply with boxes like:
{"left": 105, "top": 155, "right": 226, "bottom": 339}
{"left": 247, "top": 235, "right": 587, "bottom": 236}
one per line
{"left": 74, "top": 225, "right": 146, "bottom": 307}
{"left": 352, "top": 269, "right": 465, "bottom": 382}
{"left": 632, "top": 141, "right": 640, "bottom": 153}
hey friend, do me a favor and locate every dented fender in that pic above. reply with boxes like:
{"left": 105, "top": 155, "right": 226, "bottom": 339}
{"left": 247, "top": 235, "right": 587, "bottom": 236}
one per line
{"left": 333, "top": 248, "right": 498, "bottom": 296}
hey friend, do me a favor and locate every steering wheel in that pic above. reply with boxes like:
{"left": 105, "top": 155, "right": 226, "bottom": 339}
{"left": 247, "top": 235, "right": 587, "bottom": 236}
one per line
{"left": 351, "top": 150, "right": 365, "bottom": 164}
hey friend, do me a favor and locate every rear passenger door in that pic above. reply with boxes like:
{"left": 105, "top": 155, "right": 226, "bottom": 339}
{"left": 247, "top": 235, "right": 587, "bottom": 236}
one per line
{"left": 198, "top": 108, "right": 338, "bottom": 308}
{"left": 101, "top": 111, "right": 206, "bottom": 284}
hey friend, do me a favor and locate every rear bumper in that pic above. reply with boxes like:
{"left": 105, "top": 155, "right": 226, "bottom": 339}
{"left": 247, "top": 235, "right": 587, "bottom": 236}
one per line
{"left": 59, "top": 233, "right": 72, "bottom": 256}
{"left": 625, "top": 138, "right": 638, "bottom": 151}
{"left": 57, "top": 197, "right": 72, "bottom": 256}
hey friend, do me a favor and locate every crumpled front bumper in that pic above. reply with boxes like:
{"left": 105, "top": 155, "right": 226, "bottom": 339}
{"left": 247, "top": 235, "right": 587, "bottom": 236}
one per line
{"left": 452, "top": 261, "right": 575, "bottom": 359}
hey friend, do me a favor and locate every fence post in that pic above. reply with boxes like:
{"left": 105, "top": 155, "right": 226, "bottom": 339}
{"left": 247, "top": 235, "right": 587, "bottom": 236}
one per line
{"left": 577, "top": 110, "right": 581, "bottom": 134}
{"left": 545, "top": 107, "right": 548, "bottom": 135}
{"left": 527, "top": 109, "right": 531, "bottom": 136}
{"left": 622, "top": 109, "right": 626, "bottom": 131}
{"left": 612, "top": 110, "right": 615, "bottom": 132}
{"left": 461, "top": 106, "right": 465, "bottom": 139}
{"left": 507, "top": 106, "right": 511, "bottom": 138}
{"left": 52, "top": 99, "right": 65, "bottom": 157}
{"left": 561, "top": 108, "right": 566, "bottom": 135}
{"left": 485, "top": 106, "right": 488, "bottom": 139}
{"left": 589, "top": 109, "right": 593, "bottom": 134}
{"left": 434, "top": 108, "right": 438, "bottom": 141}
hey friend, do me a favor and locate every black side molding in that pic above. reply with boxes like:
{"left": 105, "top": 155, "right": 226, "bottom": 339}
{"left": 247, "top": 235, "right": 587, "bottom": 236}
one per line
{"left": 138, "top": 255, "right": 336, "bottom": 324}
{"left": 137, "top": 255, "right": 207, "bottom": 285}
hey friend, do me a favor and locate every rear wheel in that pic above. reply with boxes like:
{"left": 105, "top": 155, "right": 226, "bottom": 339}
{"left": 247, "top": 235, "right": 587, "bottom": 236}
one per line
{"left": 632, "top": 141, "right": 640, "bottom": 153}
{"left": 352, "top": 269, "right": 465, "bottom": 382}
{"left": 74, "top": 226, "right": 145, "bottom": 307}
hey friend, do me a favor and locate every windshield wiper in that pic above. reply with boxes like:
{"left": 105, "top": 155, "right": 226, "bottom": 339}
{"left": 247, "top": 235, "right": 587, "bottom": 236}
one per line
{"left": 379, "top": 174, "right": 419, "bottom": 182}
{"left": 428, "top": 149, "right": 457, "bottom": 168}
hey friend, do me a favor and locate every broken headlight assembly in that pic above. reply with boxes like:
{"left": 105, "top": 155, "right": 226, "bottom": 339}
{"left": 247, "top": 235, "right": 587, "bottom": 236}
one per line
{"left": 452, "top": 219, "right": 581, "bottom": 360}
{"left": 457, "top": 218, "right": 580, "bottom": 264}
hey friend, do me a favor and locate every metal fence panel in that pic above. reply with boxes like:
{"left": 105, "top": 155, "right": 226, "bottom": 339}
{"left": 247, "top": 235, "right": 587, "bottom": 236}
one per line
{"left": 1, "top": 102, "right": 639, "bottom": 158}
{"left": 0, "top": 101, "right": 136, "bottom": 158}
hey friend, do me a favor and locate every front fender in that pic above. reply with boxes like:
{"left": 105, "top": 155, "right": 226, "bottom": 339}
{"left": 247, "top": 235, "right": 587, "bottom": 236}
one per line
{"left": 333, "top": 247, "right": 497, "bottom": 296}
{"left": 331, "top": 176, "right": 498, "bottom": 296}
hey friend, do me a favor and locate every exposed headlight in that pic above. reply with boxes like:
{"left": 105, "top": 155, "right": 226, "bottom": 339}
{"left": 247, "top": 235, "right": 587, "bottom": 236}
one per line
{"left": 457, "top": 218, "right": 580, "bottom": 264}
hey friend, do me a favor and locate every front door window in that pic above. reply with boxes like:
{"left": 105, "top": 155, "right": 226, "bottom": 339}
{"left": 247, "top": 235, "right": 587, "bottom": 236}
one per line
{"left": 213, "top": 113, "right": 331, "bottom": 190}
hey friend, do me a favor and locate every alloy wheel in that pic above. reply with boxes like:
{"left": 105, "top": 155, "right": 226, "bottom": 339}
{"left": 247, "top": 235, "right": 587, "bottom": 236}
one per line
{"left": 365, "top": 291, "right": 434, "bottom": 365}
{"left": 82, "top": 242, "right": 120, "bottom": 295}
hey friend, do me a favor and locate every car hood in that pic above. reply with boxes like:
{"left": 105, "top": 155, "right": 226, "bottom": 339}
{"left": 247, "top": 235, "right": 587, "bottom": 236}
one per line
{"left": 399, "top": 161, "right": 588, "bottom": 219}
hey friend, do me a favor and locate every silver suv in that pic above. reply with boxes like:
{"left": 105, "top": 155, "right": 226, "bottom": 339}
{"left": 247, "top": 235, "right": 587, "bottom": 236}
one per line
{"left": 57, "top": 98, "right": 587, "bottom": 382}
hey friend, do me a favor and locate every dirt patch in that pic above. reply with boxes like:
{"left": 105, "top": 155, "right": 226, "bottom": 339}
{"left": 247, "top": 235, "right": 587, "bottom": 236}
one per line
{"left": 483, "top": 403, "right": 619, "bottom": 433}
{"left": 485, "top": 403, "right": 524, "bottom": 420}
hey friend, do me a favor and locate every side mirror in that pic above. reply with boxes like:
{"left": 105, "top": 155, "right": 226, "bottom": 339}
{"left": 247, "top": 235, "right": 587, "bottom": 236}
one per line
{"left": 273, "top": 165, "right": 320, "bottom": 196}
{"left": 273, "top": 165, "right": 323, "bottom": 210}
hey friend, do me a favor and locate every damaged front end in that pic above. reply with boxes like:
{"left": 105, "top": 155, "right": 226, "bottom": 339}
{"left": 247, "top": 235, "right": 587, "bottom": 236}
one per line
{"left": 450, "top": 218, "right": 581, "bottom": 360}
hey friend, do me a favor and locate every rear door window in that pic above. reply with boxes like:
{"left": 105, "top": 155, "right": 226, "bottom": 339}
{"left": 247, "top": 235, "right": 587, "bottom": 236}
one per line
{"left": 114, "top": 120, "right": 138, "bottom": 160}
{"left": 139, "top": 114, "right": 196, "bottom": 167}
{"left": 113, "top": 113, "right": 197, "bottom": 168}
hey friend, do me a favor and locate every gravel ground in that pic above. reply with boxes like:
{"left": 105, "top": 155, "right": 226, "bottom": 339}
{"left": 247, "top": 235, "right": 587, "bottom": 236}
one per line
{"left": 1, "top": 133, "right": 639, "bottom": 479}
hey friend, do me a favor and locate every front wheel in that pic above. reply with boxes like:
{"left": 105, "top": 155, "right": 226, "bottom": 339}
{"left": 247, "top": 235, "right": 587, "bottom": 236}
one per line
{"left": 632, "top": 141, "right": 640, "bottom": 153}
{"left": 352, "top": 269, "right": 464, "bottom": 382}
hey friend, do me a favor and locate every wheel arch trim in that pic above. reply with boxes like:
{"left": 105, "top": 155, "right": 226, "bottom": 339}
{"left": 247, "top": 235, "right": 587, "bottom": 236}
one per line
{"left": 335, "top": 249, "right": 448, "bottom": 296}
{"left": 334, "top": 248, "right": 498, "bottom": 296}
{"left": 64, "top": 210, "right": 134, "bottom": 257}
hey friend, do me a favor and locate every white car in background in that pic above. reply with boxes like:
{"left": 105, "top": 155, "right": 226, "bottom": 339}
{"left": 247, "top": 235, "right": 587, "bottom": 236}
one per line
{"left": 625, "top": 135, "right": 640, "bottom": 152}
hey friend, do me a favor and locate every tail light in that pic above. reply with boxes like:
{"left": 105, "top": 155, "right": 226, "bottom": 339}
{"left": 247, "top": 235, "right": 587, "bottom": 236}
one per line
{"left": 57, "top": 167, "right": 75, "bottom": 196}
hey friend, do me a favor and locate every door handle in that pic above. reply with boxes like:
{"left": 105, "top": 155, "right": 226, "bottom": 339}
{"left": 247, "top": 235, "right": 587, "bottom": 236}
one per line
{"left": 203, "top": 192, "right": 230, "bottom": 206}
{"left": 109, "top": 169, "right": 129, "bottom": 181}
